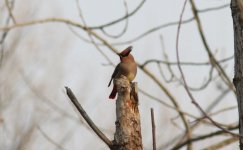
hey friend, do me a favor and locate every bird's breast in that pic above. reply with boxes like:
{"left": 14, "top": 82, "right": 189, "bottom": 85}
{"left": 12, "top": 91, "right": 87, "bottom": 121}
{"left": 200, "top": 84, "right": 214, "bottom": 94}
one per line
{"left": 127, "top": 72, "right": 136, "bottom": 81}
{"left": 118, "top": 62, "right": 137, "bottom": 81}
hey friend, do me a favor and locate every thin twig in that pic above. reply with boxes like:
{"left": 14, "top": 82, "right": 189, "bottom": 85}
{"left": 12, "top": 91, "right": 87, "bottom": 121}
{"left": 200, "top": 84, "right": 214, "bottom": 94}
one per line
{"left": 138, "top": 66, "right": 192, "bottom": 145}
{"left": 156, "top": 63, "right": 175, "bottom": 83}
{"left": 198, "top": 3, "right": 229, "bottom": 13}
{"left": 112, "top": 17, "right": 195, "bottom": 45}
{"left": 175, "top": 2, "right": 193, "bottom": 150}
{"left": 88, "top": 0, "right": 145, "bottom": 29}
{"left": 65, "top": 87, "right": 113, "bottom": 148}
{"left": 176, "top": 0, "right": 239, "bottom": 138}
{"left": 68, "top": 3, "right": 229, "bottom": 45}
{"left": 0, "top": 18, "right": 86, "bottom": 31}
{"left": 190, "top": 106, "right": 237, "bottom": 128}
{"left": 189, "top": 0, "right": 235, "bottom": 93}
{"left": 73, "top": 0, "right": 114, "bottom": 65}
{"left": 37, "top": 126, "right": 66, "bottom": 150}
{"left": 61, "top": 17, "right": 195, "bottom": 46}
{"left": 100, "top": 0, "right": 129, "bottom": 38}
{"left": 0, "top": 0, "right": 16, "bottom": 66}
{"left": 205, "top": 89, "right": 231, "bottom": 113}
{"left": 141, "top": 55, "right": 233, "bottom": 67}
{"left": 171, "top": 125, "right": 238, "bottom": 150}
{"left": 110, "top": 3, "right": 229, "bottom": 45}
{"left": 141, "top": 88, "right": 236, "bottom": 129}
{"left": 157, "top": 35, "right": 176, "bottom": 83}
{"left": 179, "top": 88, "right": 232, "bottom": 141}
{"left": 20, "top": 71, "right": 89, "bottom": 126}
{"left": 4, "top": 0, "right": 16, "bottom": 24}
{"left": 182, "top": 66, "right": 214, "bottom": 91}
{"left": 151, "top": 108, "right": 156, "bottom": 150}
{"left": 202, "top": 136, "right": 238, "bottom": 150}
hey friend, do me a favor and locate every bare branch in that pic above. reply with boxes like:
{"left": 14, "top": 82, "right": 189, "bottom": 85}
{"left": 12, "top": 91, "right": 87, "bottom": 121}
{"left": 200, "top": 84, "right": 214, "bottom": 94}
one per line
{"left": 138, "top": 66, "right": 192, "bottom": 145}
{"left": 0, "top": 18, "right": 86, "bottom": 31}
{"left": 182, "top": 66, "right": 214, "bottom": 91}
{"left": 0, "top": 0, "right": 16, "bottom": 66}
{"left": 73, "top": 1, "right": 114, "bottom": 65}
{"left": 112, "top": 17, "right": 195, "bottom": 45}
{"left": 203, "top": 137, "right": 238, "bottom": 150}
{"left": 65, "top": 87, "right": 113, "bottom": 148}
{"left": 4, "top": 0, "right": 16, "bottom": 24}
{"left": 140, "top": 88, "right": 236, "bottom": 128}
{"left": 176, "top": 0, "right": 239, "bottom": 138}
{"left": 110, "top": 3, "right": 230, "bottom": 45}
{"left": 151, "top": 108, "right": 156, "bottom": 150}
{"left": 100, "top": 0, "right": 129, "bottom": 38}
{"left": 37, "top": 126, "right": 66, "bottom": 150}
{"left": 174, "top": 2, "right": 193, "bottom": 150}
{"left": 171, "top": 125, "right": 238, "bottom": 150}
{"left": 198, "top": 3, "right": 229, "bottom": 13}
{"left": 88, "top": 0, "right": 145, "bottom": 29}
{"left": 141, "top": 55, "right": 233, "bottom": 67}
{"left": 157, "top": 35, "right": 176, "bottom": 83}
{"left": 189, "top": 0, "right": 235, "bottom": 93}
{"left": 205, "top": 89, "right": 231, "bottom": 113}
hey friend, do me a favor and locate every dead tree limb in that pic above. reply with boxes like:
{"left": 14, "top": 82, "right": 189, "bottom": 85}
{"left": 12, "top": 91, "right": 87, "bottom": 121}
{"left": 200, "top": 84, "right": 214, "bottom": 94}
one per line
{"left": 65, "top": 87, "right": 113, "bottom": 148}
{"left": 112, "top": 75, "right": 143, "bottom": 150}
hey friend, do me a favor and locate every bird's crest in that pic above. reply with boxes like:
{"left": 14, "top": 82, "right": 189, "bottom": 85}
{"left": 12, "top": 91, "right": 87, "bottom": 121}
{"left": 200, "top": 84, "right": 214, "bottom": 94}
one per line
{"left": 119, "top": 46, "right": 133, "bottom": 57}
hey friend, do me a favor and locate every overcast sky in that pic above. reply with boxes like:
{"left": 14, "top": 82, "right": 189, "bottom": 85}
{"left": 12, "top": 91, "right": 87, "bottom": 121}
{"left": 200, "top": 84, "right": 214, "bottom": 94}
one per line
{"left": 0, "top": 0, "right": 237, "bottom": 149}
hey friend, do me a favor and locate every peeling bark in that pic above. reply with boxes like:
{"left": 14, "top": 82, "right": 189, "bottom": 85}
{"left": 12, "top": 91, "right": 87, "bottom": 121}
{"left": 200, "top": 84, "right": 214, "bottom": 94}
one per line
{"left": 112, "top": 75, "right": 143, "bottom": 150}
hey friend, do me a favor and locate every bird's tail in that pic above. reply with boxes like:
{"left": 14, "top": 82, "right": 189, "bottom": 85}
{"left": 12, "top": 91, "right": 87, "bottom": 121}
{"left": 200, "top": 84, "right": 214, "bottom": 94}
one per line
{"left": 109, "top": 85, "right": 117, "bottom": 99}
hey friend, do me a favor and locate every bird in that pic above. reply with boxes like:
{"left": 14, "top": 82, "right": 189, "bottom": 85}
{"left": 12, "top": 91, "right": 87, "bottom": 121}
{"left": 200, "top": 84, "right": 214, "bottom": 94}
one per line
{"left": 108, "top": 46, "right": 137, "bottom": 99}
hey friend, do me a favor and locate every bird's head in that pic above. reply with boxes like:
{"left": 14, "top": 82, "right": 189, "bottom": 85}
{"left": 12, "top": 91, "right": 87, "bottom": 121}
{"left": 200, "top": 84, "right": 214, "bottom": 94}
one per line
{"left": 117, "top": 46, "right": 134, "bottom": 62}
{"left": 118, "top": 46, "right": 132, "bottom": 57}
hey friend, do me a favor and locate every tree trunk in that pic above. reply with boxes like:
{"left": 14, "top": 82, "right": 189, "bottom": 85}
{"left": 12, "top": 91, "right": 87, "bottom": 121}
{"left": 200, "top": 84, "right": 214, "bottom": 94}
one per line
{"left": 112, "top": 75, "right": 143, "bottom": 150}
{"left": 231, "top": 0, "right": 243, "bottom": 149}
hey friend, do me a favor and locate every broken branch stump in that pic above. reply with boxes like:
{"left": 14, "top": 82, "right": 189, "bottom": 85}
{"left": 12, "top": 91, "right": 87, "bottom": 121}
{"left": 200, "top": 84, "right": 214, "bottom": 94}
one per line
{"left": 112, "top": 75, "right": 143, "bottom": 150}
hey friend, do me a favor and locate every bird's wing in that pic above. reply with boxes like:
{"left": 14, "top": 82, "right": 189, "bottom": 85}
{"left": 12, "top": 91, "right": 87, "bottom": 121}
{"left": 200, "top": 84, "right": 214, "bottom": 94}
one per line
{"left": 108, "top": 64, "right": 120, "bottom": 87}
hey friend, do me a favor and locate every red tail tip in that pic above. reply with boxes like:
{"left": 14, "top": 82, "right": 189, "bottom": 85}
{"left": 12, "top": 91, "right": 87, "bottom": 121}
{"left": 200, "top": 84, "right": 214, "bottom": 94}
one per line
{"left": 109, "top": 85, "right": 117, "bottom": 99}
{"left": 109, "top": 93, "right": 116, "bottom": 99}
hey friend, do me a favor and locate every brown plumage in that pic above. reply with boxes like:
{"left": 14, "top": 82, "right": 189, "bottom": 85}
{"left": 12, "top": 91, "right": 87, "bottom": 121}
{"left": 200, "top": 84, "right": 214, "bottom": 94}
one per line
{"left": 108, "top": 46, "right": 137, "bottom": 99}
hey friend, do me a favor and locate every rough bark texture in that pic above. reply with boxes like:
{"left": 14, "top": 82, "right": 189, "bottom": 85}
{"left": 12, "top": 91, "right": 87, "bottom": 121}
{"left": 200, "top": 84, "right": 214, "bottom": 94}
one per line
{"left": 231, "top": 0, "right": 243, "bottom": 149}
{"left": 112, "top": 75, "right": 143, "bottom": 150}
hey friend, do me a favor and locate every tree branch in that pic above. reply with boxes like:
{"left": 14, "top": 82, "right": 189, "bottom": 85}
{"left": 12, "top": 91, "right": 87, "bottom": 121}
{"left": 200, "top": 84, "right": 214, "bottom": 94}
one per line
{"left": 4, "top": 0, "right": 16, "bottom": 24}
{"left": 189, "top": 0, "right": 235, "bottom": 93}
{"left": 88, "top": 0, "right": 145, "bottom": 29}
{"left": 141, "top": 55, "right": 233, "bottom": 67}
{"left": 176, "top": 0, "right": 239, "bottom": 139}
{"left": 203, "top": 137, "right": 238, "bottom": 150}
{"left": 151, "top": 108, "right": 156, "bottom": 150}
{"left": 65, "top": 87, "right": 113, "bottom": 148}
{"left": 172, "top": 125, "right": 238, "bottom": 150}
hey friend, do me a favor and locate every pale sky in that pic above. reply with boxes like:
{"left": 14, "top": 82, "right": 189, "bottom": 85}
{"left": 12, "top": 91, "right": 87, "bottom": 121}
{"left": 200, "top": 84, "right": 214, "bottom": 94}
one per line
{"left": 0, "top": 0, "right": 237, "bottom": 149}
